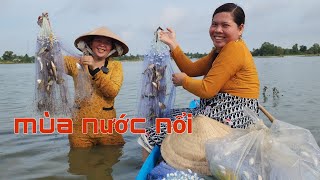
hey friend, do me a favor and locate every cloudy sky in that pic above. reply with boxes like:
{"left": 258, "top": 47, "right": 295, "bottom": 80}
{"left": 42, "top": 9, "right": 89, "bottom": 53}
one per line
{"left": 1, "top": 0, "right": 320, "bottom": 56}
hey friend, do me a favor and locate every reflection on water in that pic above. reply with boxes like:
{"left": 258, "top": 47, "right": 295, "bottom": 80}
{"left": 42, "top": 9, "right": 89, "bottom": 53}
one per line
{"left": 68, "top": 145, "right": 123, "bottom": 180}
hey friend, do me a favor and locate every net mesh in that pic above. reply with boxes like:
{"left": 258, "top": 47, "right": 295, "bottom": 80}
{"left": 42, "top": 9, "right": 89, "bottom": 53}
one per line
{"left": 136, "top": 29, "right": 176, "bottom": 127}
{"left": 34, "top": 13, "right": 71, "bottom": 116}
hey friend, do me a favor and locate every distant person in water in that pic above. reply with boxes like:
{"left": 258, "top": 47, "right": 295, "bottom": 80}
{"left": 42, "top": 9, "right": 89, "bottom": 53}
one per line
{"left": 138, "top": 3, "right": 260, "bottom": 157}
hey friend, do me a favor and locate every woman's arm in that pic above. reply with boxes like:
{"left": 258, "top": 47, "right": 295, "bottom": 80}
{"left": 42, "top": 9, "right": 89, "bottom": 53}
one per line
{"left": 182, "top": 41, "right": 245, "bottom": 98}
{"left": 159, "top": 27, "right": 214, "bottom": 77}
{"left": 63, "top": 56, "right": 79, "bottom": 76}
{"left": 171, "top": 46, "right": 215, "bottom": 77}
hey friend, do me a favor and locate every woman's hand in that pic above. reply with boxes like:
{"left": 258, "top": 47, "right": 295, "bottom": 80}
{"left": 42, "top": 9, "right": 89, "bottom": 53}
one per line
{"left": 80, "top": 55, "right": 96, "bottom": 70}
{"left": 159, "top": 28, "right": 178, "bottom": 50}
{"left": 172, "top": 73, "right": 187, "bottom": 86}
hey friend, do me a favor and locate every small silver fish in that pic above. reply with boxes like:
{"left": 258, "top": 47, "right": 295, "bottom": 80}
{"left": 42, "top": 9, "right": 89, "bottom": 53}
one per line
{"left": 243, "top": 171, "right": 250, "bottom": 179}
{"left": 143, "top": 64, "right": 155, "bottom": 74}
{"left": 148, "top": 64, "right": 155, "bottom": 69}
{"left": 46, "top": 85, "right": 51, "bottom": 93}
{"left": 50, "top": 61, "right": 58, "bottom": 81}
{"left": 37, "top": 100, "right": 45, "bottom": 110}
{"left": 37, "top": 47, "right": 47, "bottom": 56}
{"left": 152, "top": 82, "right": 158, "bottom": 89}
{"left": 301, "top": 151, "right": 310, "bottom": 158}
{"left": 48, "top": 79, "right": 54, "bottom": 86}
{"left": 37, "top": 80, "right": 44, "bottom": 89}
{"left": 218, "top": 165, "right": 225, "bottom": 171}
{"left": 157, "top": 81, "right": 161, "bottom": 90}
{"left": 76, "top": 63, "right": 82, "bottom": 70}
{"left": 155, "top": 71, "right": 162, "bottom": 82}
{"left": 56, "top": 78, "right": 65, "bottom": 84}
{"left": 158, "top": 65, "right": 167, "bottom": 75}
{"left": 37, "top": 58, "right": 43, "bottom": 71}
{"left": 159, "top": 102, "right": 166, "bottom": 109}
{"left": 249, "top": 157, "right": 255, "bottom": 165}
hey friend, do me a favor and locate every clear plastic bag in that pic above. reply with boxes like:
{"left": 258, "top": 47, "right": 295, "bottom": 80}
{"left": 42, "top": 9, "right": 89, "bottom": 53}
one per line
{"left": 205, "top": 108, "right": 320, "bottom": 180}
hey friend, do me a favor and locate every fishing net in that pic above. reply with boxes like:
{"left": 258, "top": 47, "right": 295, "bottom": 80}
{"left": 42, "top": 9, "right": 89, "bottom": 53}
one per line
{"left": 34, "top": 13, "right": 71, "bottom": 116}
{"left": 137, "top": 28, "right": 176, "bottom": 127}
{"left": 73, "top": 41, "right": 93, "bottom": 102}
{"left": 206, "top": 108, "right": 320, "bottom": 180}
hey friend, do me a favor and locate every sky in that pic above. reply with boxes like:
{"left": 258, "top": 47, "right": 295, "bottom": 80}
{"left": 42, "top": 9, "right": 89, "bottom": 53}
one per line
{"left": 1, "top": 0, "right": 320, "bottom": 56}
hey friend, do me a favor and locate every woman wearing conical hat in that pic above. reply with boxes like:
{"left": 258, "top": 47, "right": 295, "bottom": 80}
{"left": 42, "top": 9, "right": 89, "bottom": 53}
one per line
{"left": 64, "top": 27, "right": 129, "bottom": 147}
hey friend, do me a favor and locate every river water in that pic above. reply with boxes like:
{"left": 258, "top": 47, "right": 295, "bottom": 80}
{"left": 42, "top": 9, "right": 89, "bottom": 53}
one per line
{"left": 0, "top": 56, "right": 319, "bottom": 179}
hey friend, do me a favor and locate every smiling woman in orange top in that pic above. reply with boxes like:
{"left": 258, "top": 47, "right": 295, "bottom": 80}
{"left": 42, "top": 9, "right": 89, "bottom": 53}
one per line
{"left": 64, "top": 27, "right": 129, "bottom": 148}
{"left": 138, "top": 3, "right": 260, "bottom": 155}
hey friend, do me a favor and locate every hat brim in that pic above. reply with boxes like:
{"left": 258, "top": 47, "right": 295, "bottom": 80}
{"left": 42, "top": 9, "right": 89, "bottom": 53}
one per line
{"left": 161, "top": 115, "right": 231, "bottom": 175}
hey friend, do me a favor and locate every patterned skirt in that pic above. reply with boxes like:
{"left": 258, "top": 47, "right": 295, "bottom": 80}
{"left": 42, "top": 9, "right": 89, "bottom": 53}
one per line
{"left": 138, "top": 93, "right": 259, "bottom": 152}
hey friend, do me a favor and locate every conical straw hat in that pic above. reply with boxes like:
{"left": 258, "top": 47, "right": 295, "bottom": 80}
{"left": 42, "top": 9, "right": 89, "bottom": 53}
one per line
{"left": 161, "top": 114, "right": 231, "bottom": 175}
{"left": 74, "top": 26, "right": 129, "bottom": 57}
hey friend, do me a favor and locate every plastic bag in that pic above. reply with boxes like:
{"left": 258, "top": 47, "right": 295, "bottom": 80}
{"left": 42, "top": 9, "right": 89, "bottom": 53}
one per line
{"left": 205, "top": 108, "right": 320, "bottom": 180}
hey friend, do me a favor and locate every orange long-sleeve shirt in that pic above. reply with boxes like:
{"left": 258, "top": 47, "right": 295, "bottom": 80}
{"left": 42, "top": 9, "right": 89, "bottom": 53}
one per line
{"left": 171, "top": 39, "right": 259, "bottom": 99}
{"left": 64, "top": 56, "right": 123, "bottom": 125}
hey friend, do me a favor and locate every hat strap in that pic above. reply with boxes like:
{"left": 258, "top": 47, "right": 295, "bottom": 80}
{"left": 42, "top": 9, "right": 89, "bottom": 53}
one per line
{"left": 115, "top": 43, "right": 123, "bottom": 56}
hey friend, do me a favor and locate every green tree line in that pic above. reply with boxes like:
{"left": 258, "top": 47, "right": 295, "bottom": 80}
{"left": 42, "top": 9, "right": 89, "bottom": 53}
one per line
{"left": 0, "top": 51, "right": 34, "bottom": 63}
{"left": 251, "top": 42, "right": 320, "bottom": 56}
{"left": 1, "top": 42, "right": 319, "bottom": 63}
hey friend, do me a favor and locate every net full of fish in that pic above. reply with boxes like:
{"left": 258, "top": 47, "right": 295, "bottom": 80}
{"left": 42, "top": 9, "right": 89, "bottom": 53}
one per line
{"left": 137, "top": 28, "right": 176, "bottom": 127}
{"left": 34, "top": 13, "right": 71, "bottom": 116}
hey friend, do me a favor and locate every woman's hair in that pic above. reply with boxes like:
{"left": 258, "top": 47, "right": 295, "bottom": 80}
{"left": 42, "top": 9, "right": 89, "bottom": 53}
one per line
{"left": 213, "top": 3, "right": 245, "bottom": 26}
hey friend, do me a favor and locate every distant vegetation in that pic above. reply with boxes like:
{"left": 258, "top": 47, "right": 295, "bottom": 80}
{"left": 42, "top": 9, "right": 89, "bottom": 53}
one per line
{"left": 251, "top": 42, "right": 320, "bottom": 57}
{"left": 0, "top": 51, "right": 34, "bottom": 64}
{"left": 114, "top": 54, "right": 143, "bottom": 61}
{"left": 1, "top": 42, "right": 319, "bottom": 64}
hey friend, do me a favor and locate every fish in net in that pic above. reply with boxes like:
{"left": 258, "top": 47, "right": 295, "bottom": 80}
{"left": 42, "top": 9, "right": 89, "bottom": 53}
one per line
{"left": 34, "top": 12, "right": 73, "bottom": 116}
{"left": 137, "top": 27, "right": 176, "bottom": 127}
